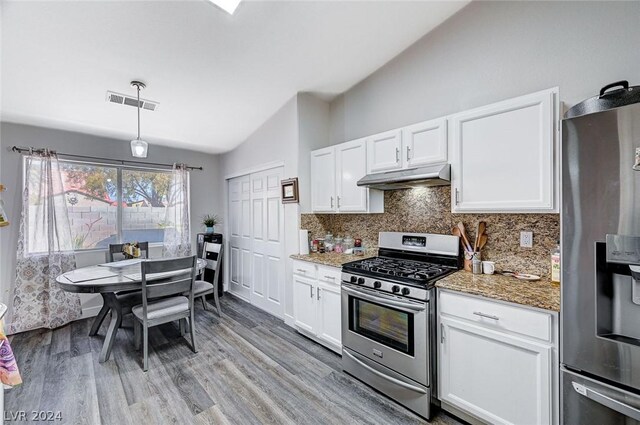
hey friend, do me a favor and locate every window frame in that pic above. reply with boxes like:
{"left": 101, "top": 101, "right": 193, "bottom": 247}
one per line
{"left": 24, "top": 157, "right": 187, "bottom": 253}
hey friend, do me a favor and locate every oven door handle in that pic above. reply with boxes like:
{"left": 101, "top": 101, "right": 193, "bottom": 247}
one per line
{"left": 343, "top": 350, "right": 427, "bottom": 394}
{"left": 342, "top": 286, "right": 426, "bottom": 312}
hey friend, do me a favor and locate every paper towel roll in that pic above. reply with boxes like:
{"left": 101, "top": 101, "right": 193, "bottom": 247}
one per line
{"left": 299, "top": 229, "right": 310, "bottom": 255}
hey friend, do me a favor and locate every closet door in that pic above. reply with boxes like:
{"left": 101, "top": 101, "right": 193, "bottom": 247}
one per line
{"left": 228, "top": 175, "right": 251, "bottom": 299}
{"left": 250, "top": 168, "right": 285, "bottom": 318}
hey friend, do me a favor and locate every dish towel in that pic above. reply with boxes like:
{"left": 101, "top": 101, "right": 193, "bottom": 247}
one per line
{"left": 0, "top": 321, "right": 21, "bottom": 386}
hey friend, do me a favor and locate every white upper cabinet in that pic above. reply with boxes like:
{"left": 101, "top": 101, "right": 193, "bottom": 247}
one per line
{"left": 366, "top": 129, "right": 403, "bottom": 174}
{"left": 403, "top": 118, "right": 448, "bottom": 168}
{"left": 336, "top": 138, "right": 368, "bottom": 212}
{"left": 450, "top": 88, "right": 559, "bottom": 213}
{"left": 310, "top": 146, "right": 336, "bottom": 212}
{"left": 366, "top": 118, "right": 448, "bottom": 175}
{"left": 311, "top": 140, "right": 383, "bottom": 214}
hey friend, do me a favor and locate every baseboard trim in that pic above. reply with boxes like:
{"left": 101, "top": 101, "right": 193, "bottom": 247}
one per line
{"left": 284, "top": 314, "right": 295, "bottom": 327}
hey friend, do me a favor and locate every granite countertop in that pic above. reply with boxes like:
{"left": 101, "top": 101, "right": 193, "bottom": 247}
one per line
{"left": 436, "top": 271, "right": 560, "bottom": 312}
{"left": 290, "top": 251, "right": 376, "bottom": 268}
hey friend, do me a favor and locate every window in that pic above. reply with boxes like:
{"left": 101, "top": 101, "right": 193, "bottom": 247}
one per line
{"left": 61, "top": 162, "right": 119, "bottom": 250}
{"left": 121, "top": 169, "right": 172, "bottom": 245}
{"left": 26, "top": 158, "right": 181, "bottom": 252}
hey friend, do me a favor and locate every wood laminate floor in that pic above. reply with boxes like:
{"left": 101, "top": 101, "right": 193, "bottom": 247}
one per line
{"left": 6, "top": 294, "right": 463, "bottom": 425}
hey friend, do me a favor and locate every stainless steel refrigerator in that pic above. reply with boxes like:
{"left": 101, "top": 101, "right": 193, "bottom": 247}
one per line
{"left": 562, "top": 81, "right": 640, "bottom": 424}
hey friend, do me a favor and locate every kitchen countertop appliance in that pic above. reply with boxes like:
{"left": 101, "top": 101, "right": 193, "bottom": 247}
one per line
{"left": 562, "top": 81, "right": 640, "bottom": 424}
{"left": 341, "top": 232, "right": 461, "bottom": 420}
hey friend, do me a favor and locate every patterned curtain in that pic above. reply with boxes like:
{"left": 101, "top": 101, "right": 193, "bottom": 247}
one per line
{"left": 8, "top": 151, "right": 81, "bottom": 334}
{"left": 163, "top": 164, "right": 191, "bottom": 257}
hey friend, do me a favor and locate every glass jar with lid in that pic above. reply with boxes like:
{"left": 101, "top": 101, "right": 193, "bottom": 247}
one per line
{"left": 334, "top": 237, "right": 344, "bottom": 253}
{"left": 324, "top": 233, "right": 334, "bottom": 252}
{"left": 343, "top": 236, "right": 355, "bottom": 251}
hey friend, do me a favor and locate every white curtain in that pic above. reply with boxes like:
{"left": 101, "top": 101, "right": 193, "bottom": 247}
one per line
{"left": 163, "top": 164, "right": 191, "bottom": 257}
{"left": 8, "top": 151, "right": 81, "bottom": 334}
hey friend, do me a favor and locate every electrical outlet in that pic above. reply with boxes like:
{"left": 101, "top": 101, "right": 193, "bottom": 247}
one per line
{"left": 520, "top": 231, "right": 533, "bottom": 248}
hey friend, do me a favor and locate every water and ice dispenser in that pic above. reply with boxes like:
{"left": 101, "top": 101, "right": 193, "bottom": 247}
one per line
{"left": 596, "top": 235, "right": 640, "bottom": 344}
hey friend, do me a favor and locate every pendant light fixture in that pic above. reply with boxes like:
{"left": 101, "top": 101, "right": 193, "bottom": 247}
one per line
{"left": 130, "top": 80, "right": 149, "bottom": 158}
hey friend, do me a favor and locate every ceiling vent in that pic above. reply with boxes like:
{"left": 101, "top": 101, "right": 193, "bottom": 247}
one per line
{"left": 106, "top": 90, "right": 159, "bottom": 112}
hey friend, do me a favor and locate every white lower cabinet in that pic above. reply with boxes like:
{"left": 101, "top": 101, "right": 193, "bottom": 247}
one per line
{"left": 316, "top": 281, "right": 342, "bottom": 350}
{"left": 438, "top": 289, "right": 558, "bottom": 425}
{"left": 292, "top": 260, "right": 342, "bottom": 353}
{"left": 292, "top": 274, "right": 317, "bottom": 334}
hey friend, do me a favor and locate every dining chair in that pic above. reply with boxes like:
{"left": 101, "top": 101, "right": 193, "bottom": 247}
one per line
{"left": 191, "top": 242, "right": 223, "bottom": 316}
{"left": 108, "top": 242, "right": 150, "bottom": 262}
{"left": 132, "top": 255, "right": 198, "bottom": 371}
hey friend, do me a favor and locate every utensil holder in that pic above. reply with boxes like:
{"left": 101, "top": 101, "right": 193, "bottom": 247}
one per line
{"left": 464, "top": 251, "right": 481, "bottom": 272}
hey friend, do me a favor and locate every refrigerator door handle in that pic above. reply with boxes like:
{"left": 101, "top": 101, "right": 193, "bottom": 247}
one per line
{"left": 572, "top": 381, "right": 640, "bottom": 421}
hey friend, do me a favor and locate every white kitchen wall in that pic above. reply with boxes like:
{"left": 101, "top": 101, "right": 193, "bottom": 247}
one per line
{"left": 220, "top": 95, "right": 300, "bottom": 323}
{"left": 297, "top": 93, "right": 331, "bottom": 213}
{"left": 219, "top": 93, "right": 331, "bottom": 323}
{"left": 0, "top": 122, "right": 222, "bottom": 323}
{"left": 330, "top": 1, "right": 640, "bottom": 144}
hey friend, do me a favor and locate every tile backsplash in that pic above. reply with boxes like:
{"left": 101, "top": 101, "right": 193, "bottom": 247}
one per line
{"left": 301, "top": 186, "right": 559, "bottom": 278}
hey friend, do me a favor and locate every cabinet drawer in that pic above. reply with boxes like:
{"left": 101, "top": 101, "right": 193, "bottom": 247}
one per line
{"left": 293, "top": 260, "right": 317, "bottom": 279}
{"left": 439, "top": 290, "right": 553, "bottom": 342}
{"left": 317, "top": 265, "right": 341, "bottom": 285}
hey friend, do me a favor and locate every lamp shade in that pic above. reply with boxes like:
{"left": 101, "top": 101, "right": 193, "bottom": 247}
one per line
{"left": 130, "top": 139, "right": 148, "bottom": 158}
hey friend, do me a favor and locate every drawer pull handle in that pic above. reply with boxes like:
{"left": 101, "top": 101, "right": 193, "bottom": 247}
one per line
{"left": 296, "top": 269, "right": 306, "bottom": 273}
{"left": 473, "top": 311, "right": 500, "bottom": 320}
{"left": 324, "top": 275, "right": 335, "bottom": 280}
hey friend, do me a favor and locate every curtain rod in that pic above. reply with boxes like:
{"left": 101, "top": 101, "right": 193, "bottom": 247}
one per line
{"left": 10, "top": 146, "right": 203, "bottom": 171}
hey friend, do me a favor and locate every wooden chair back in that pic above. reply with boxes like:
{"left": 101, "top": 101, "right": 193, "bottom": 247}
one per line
{"left": 140, "top": 256, "right": 198, "bottom": 315}
{"left": 108, "top": 242, "right": 150, "bottom": 262}
{"left": 203, "top": 242, "right": 224, "bottom": 290}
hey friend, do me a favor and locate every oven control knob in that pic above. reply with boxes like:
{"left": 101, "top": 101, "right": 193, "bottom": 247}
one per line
{"left": 391, "top": 285, "right": 400, "bottom": 293}
{"left": 350, "top": 276, "right": 357, "bottom": 283}
{"left": 357, "top": 277, "right": 365, "bottom": 285}
{"left": 373, "top": 281, "right": 382, "bottom": 289}
{"left": 401, "top": 287, "right": 410, "bottom": 296}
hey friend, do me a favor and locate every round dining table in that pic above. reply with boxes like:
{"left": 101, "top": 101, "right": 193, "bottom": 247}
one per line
{"left": 56, "top": 258, "right": 206, "bottom": 363}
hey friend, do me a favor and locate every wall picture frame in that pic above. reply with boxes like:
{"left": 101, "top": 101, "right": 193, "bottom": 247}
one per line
{"left": 281, "top": 178, "right": 299, "bottom": 204}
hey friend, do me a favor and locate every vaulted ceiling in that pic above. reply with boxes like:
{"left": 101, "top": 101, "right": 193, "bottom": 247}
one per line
{"left": 1, "top": 0, "right": 468, "bottom": 153}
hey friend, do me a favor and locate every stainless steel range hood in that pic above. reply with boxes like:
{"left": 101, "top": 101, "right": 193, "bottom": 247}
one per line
{"left": 357, "top": 164, "right": 451, "bottom": 190}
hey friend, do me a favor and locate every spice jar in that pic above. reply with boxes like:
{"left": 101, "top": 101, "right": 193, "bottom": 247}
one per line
{"left": 317, "top": 238, "right": 325, "bottom": 253}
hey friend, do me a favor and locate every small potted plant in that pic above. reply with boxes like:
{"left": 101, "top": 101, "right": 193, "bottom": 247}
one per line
{"left": 202, "top": 214, "right": 219, "bottom": 234}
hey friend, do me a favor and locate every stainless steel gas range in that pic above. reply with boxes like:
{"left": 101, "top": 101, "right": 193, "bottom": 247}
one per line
{"left": 341, "top": 232, "right": 461, "bottom": 420}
